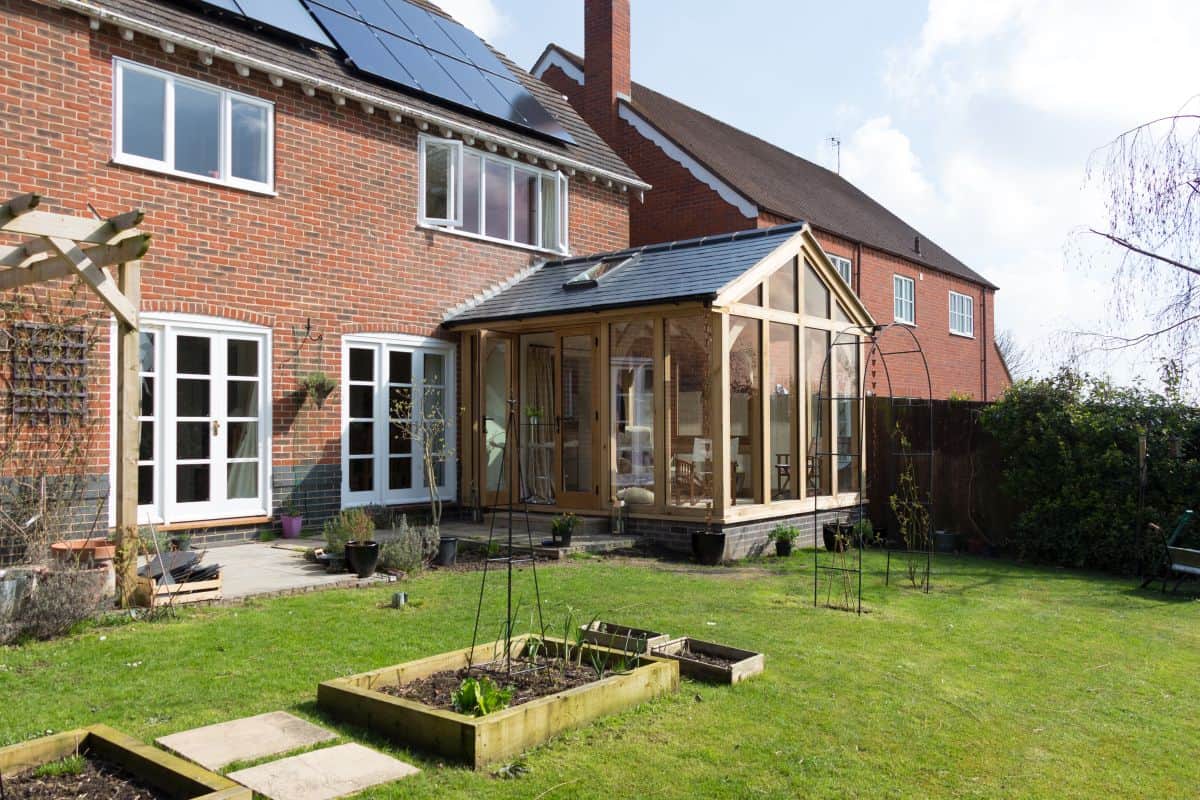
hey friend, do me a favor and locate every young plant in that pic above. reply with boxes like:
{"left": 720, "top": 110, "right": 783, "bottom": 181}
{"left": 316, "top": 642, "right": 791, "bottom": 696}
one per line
{"left": 452, "top": 677, "right": 513, "bottom": 717}
{"left": 32, "top": 754, "right": 86, "bottom": 779}
{"left": 768, "top": 525, "right": 800, "bottom": 544}
{"left": 588, "top": 648, "right": 607, "bottom": 680}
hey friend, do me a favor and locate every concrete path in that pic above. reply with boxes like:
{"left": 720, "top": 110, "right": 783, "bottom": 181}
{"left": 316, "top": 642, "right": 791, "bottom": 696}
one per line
{"left": 156, "top": 711, "right": 336, "bottom": 770}
{"left": 228, "top": 743, "right": 418, "bottom": 800}
{"left": 198, "top": 539, "right": 381, "bottom": 600}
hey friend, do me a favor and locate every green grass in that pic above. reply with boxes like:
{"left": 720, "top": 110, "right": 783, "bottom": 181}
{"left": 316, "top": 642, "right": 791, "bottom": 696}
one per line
{"left": 31, "top": 754, "right": 86, "bottom": 778}
{"left": 2, "top": 552, "right": 1197, "bottom": 798}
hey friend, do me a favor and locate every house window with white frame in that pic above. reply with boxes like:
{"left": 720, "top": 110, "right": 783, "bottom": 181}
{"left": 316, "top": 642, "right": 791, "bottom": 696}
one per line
{"left": 113, "top": 59, "right": 274, "bottom": 193}
{"left": 342, "top": 334, "right": 456, "bottom": 508}
{"left": 949, "top": 291, "right": 974, "bottom": 337}
{"left": 893, "top": 275, "right": 915, "bottom": 324}
{"left": 828, "top": 254, "right": 852, "bottom": 286}
{"left": 419, "top": 135, "right": 569, "bottom": 254}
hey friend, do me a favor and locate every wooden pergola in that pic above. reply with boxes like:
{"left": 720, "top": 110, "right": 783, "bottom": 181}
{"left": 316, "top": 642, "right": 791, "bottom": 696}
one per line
{"left": 1, "top": 192, "right": 149, "bottom": 606}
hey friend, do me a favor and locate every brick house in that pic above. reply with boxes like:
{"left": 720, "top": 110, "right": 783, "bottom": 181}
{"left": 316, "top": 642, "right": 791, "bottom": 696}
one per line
{"left": 533, "top": 0, "right": 1012, "bottom": 401}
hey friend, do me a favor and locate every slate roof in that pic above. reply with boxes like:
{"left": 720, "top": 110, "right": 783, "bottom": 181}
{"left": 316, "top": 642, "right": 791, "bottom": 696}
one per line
{"left": 83, "top": 1, "right": 641, "bottom": 184}
{"left": 445, "top": 222, "right": 805, "bottom": 325}
{"left": 540, "top": 45, "right": 995, "bottom": 288}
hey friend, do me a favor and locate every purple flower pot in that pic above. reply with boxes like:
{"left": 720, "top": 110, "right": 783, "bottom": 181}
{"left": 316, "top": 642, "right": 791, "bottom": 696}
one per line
{"left": 280, "top": 515, "right": 303, "bottom": 539}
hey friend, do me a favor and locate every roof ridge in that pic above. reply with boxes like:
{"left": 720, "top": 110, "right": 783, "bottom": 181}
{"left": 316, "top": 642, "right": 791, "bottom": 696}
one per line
{"left": 544, "top": 221, "right": 806, "bottom": 268}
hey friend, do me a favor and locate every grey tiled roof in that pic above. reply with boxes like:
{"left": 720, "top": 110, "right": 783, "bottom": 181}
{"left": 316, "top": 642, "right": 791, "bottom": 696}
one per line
{"left": 445, "top": 222, "right": 805, "bottom": 325}
{"left": 86, "top": 1, "right": 641, "bottom": 183}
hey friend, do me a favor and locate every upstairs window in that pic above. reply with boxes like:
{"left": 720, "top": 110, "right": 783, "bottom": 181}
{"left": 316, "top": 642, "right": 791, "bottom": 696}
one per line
{"left": 894, "top": 275, "right": 915, "bottom": 324}
{"left": 113, "top": 59, "right": 274, "bottom": 193}
{"left": 949, "top": 291, "right": 974, "bottom": 336}
{"left": 828, "top": 254, "right": 852, "bottom": 286}
{"left": 419, "top": 135, "right": 568, "bottom": 254}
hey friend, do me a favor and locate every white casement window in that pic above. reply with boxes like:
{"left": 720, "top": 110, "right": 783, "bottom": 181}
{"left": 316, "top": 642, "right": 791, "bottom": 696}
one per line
{"left": 113, "top": 58, "right": 274, "bottom": 193}
{"left": 342, "top": 334, "right": 457, "bottom": 508}
{"left": 418, "top": 134, "right": 569, "bottom": 254}
{"left": 949, "top": 291, "right": 974, "bottom": 337}
{"left": 120, "top": 314, "right": 272, "bottom": 525}
{"left": 828, "top": 254, "right": 852, "bottom": 286}
{"left": 894, "top": 275, "right": 916, "bottom": 324}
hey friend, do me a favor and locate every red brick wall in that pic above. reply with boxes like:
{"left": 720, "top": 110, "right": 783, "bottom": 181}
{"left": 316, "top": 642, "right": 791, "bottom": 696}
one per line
{"left": 581, "top": 0, "right": 630, "bottom": 147}
{"left": 0, "top": 0, "right": 630, "bottom": 479}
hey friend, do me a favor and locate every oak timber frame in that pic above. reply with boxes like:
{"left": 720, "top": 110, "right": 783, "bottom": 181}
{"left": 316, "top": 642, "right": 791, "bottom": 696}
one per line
{"left": 0, "top": 193, "right": 149, "bottom": 606}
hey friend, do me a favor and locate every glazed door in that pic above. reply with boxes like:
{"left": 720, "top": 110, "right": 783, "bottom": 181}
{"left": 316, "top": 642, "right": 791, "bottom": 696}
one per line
{"left": 556, "top": 330, "right": 600, "bottom": 509}
{"left": 480, "top": 332, "right": 517, "bottom": 506}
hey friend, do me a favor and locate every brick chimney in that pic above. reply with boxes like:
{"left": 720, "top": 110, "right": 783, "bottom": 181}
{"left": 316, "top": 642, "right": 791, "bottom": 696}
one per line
{"left": 583, "top": 0, "right": 631, "bottom": 146}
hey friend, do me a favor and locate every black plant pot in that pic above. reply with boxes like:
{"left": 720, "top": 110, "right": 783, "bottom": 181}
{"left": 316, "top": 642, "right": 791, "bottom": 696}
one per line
{"left": 775, "top": 539, "right": 793, "bottom": 557}
{"left": 436, "top": 537, "right": 458, "bottom": 567}
{"left": 552, "top": 529, "right": 574, "bottom": 547}
{"left": 344, "top": 541, "right": 380, "bottom": 578}
{"left": 822, "top": 525, "right": 847, "bottom": 553}
{"left": 691, "top": 532, "right": 726, "bottom": 565}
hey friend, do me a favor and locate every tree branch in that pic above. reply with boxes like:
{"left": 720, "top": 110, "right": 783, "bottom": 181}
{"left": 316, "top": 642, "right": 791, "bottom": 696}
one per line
{"left": 1073, "top": 312, "right": 1200, "bottom": 352}
{"left": 1088, "top": 229, "right": 1200, "bottom": 277}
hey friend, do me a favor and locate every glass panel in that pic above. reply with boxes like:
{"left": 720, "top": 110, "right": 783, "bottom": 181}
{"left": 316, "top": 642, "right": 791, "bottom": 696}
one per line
{"left": 349, "top": 348, "right": 374, "bottom": 381}
{"left": 121, "top": 68, "right": 165, "bottom": 160}
{"left": 227, "top": 461, "right": 258, "bottom": 499}
{"left": 424, "top": 387, "right": 445, "bottom": 418}
{"left": 768, "top": 257, "right": 797, "bottom": 312}
{"left": 176, "top": 421, "right": 210, "bottom": 460}
{"left": 835, "top": 340, "right": 860, "bottom": 493}
{"left": 666, "top": 316, "right": 712, "bottom": 509}
{"left": 729, "top": 317, "right": 760, "bottom": 505}
{"left": 461, "top": 152, "right": 482, "bottom": 234}
{"left": 611, "top": 321, "right": 655, "bottom": 500}
{"left": 738, "top": 284, "right": 761, "bottom": 306}
{"left": 227, "top": 339, "right": 258, "bottom": 377}
{"left": 833, "top": 302, "right": 852, "bottom": 325}
{"left": 483, "top": 337, "right": 509, "bottom": 494}
{"left": 424, "top": 140, "right": 451, "bottom": 220}
{"left": 348, "top": 421, "right": 373, "bottom": 455}
{"left": 390, "top": 351, "right": 412, "bottom": 384}
{"left": 227, "top": 421, "right": 258, "bottom": 459}
{"left": 485, "top": 160, "right": 510, "bottom": 240}
{"left": 230, "top": 99, "right": 269, "bottom": 184}
{"left": 389, "top": 386, "right": 412, "bottom": 419}
{"left": 227, "top": 380, "right": 258, "bottom": 417}
{"left": 513, "top": 168, "right": 538, "bottom": 245}
{"left": 140, "top": 376, "right": 154, "bottom": 416}
{"left": 176, "top": 464, "right": 210, "bottom": 503}
{"left": 139, "top": 332, "right": 156, "bottom": 372}
{"left": 805, "top": 261, "right": 830, "bottom": 318}
{"left": 139, "top": 421, "right": 154, "bottom": 460}
{"left": 423, "top": 353, "right": 444, "bottom": 385}
{"left": 389, "top": 457, "right": 413, "bottom": 490}
{"left": 806, "top": 328, "right": 832, "bottom": 496}
{"left": 174, "top": 82, "right": 221, "bottom": 178}
{"left": 540, "top": 174, "right": 559, "bottom": 251}
{"left": 138, "top": 464, "right": 155, "bottom": 506}
{"left": 177, "top": 336, "right": 210, "bottom": 375}
{"left": 350, "top": 386, "right": 374, "bottom": 418}
{"left": 348, "top": 458, "right": 373, "bottom": 492}
{"left": 769, "top": 323, "right": 797, "bottom": 501}
{"left": 561, "top": 334, "right": 594, "bottom": 496}
{"left": 176, "top": 378, "right": 210, "bottom": 417}
{"left": 389, "top": 423, "right": 412, "bottom": 454}
{"left": 520, "top": 334, "right": 556, "bottom": 504}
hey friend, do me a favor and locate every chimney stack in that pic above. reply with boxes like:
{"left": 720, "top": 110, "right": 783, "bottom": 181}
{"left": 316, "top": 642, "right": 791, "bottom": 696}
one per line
{"left": 583, "top": 0, "right": 631, "bottom": 146}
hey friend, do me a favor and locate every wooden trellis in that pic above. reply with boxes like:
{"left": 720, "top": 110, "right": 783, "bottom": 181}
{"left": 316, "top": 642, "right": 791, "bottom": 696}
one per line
{"left": 1, "top": 192, "right": 150, "bottom": 607}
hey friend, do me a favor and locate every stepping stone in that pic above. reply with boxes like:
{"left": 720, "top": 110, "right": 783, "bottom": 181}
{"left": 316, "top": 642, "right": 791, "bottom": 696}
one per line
{"left": 228, "top": 743, "right": 418, "bottom": 800}
{"left": 156, "top": 711, "right": 336, "bottom": 770}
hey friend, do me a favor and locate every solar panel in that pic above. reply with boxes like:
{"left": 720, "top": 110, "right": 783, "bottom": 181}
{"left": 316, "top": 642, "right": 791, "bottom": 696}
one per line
{"left": 194, "top": 0, "right": 334, "bottom": 48}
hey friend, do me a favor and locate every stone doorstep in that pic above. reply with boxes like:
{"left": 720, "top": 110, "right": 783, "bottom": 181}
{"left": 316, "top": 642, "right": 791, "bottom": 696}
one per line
{"left": 228, "top": 743, "right": 419, "bottom": 800}
{"left": 155, "top": 711, "right": 337, "bottom": 771}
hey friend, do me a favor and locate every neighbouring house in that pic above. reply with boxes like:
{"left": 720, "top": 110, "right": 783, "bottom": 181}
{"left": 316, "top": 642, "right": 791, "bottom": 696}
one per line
{"left": 1, "top": 0, "right": 874, "bottom": 557}
{"left": 532, "top": 0, "right": 1012, "bottom": 401}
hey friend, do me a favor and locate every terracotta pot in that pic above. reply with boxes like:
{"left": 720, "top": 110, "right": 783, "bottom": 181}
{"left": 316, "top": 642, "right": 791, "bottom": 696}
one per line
{"left": 51, "top": 538, "right": 117, "bottom": 564}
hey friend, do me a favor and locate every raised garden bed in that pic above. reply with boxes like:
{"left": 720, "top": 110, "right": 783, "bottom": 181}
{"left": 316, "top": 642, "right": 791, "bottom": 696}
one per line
{"left": 0, "top": 724, "right": 249, "bottom": 799}
{"left": 579, "top": 620, "right": 671, "bottom": 653}
{"left": 317, "top": 635, "right": 679, "bottom": 768}
{"left": 652, "top": 637, "right": 765, "bottom": 684}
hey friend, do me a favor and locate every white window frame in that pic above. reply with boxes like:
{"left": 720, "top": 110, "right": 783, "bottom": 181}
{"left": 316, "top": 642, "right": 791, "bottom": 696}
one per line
{"left": 893, "top": 274, "right": 916, "bottom": 325}
{"left": 112, "top": 58, "right": 275, "bottom": 194}
{"left": 341, "top": 333, "right": 457, "bottom": 509}
{"left": 949, "top": 290, "right": 974, "bottom": 337}
{"left": 828, "top": 254, "right": 852, "bottom": 286}
{"left": 418, "top": 133, "right": 569, "bottom": 255}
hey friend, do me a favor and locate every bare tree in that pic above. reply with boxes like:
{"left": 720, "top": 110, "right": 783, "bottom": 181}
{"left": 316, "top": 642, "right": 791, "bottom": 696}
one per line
{"left": 995, "top": 329, "right": 1032, "bottom": 380}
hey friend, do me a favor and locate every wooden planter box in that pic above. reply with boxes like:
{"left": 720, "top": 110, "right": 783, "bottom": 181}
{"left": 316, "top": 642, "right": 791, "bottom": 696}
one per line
{"left": 0, "top": 724, "right": 249, "bottom": 799}
{"left": 134, "top": 575, "right": 222, "bottom": 607}
{"left": 579, "top": 620, "right": 671, "bottom": 653}
{"left": 317, "top": 635, "right": 679, "bottom": 769}
{"left": 652, "top": 637, "right": 765, "bottom": 684}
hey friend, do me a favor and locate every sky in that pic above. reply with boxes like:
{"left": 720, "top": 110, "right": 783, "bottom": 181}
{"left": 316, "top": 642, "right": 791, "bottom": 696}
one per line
{"left": 438, "top": 0, "right": 1200, "bottom": 388}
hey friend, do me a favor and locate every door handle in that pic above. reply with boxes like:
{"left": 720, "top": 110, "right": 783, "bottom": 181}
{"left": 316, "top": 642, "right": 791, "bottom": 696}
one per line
{"left": 212, "top": 419, "right": 221, "bottom": 436}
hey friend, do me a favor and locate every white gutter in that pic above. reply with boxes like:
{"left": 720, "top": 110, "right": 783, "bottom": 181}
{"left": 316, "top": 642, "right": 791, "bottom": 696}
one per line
{"left": 52, "top": 0, "right": 651, "bottom": 192}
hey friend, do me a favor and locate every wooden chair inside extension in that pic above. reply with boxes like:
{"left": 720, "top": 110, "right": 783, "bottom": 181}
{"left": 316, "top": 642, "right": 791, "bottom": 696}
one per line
{"left": 1143, "top": 510, "right": 1197, "bottom": 593}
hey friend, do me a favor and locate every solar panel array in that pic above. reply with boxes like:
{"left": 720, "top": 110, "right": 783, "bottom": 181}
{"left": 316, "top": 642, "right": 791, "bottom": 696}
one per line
{"left": 301, "top": 0, "right": 574, "bottom": 143}
{"left": 196, "top": 0, "right": 335, "bottom": 48}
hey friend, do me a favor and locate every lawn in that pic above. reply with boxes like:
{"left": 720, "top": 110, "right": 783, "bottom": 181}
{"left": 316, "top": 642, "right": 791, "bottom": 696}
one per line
{"left": 1, "top": 551, "right": 1197, "bottom": 799}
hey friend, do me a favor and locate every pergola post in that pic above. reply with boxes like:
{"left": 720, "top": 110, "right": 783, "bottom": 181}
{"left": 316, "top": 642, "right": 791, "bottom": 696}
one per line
{"left": 114, "top": 260, "right": 141, "bottom": 607}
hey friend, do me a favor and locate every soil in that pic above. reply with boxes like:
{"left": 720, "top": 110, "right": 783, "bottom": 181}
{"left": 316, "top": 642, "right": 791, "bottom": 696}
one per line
{"left": 672, "top": 644, "right": 739, "bottom": 668}
{"left": 379, "top": 657, "right": 603, "bottom": 710}
{"left": 6, "top": 757, "right": 168, "bottom": 799}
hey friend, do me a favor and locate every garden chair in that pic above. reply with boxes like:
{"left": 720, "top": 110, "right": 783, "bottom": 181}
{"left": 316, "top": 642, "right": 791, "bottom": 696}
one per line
{"left": 1142, "top": 510, "right": 1197, "bottom": 593}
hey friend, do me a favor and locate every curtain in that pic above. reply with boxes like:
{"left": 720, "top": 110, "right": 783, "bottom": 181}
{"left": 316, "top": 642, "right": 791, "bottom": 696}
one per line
{"left": 523, "top": 345, "right": 555, "bottom": 502}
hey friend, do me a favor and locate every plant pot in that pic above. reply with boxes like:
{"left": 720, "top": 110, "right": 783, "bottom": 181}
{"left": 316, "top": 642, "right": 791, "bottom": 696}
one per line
{"left": 691, "top": 532, "right": 726, "bottom": 565}
{"left": 822, "top": 525, "right": 847, "bottom": 553}
{"left": 50, "top": 537, "right": 116, "bottom": 565}
{"left": 344, "top": 541, "right": 380, "bottom": 578}
{"left": 436, "top": 537, "right": 458, "bottom": 566}
{"left": 933, "top": 530, "right": 957, "bottom": 554}
{"left": 774, "top": 539, "right": 793, "bottom": 557}
{"left": 280, "top": 514, "right": 304, "bottom": 539}
{"left": 552, "top": 529, "right": 574, "bottom": 547}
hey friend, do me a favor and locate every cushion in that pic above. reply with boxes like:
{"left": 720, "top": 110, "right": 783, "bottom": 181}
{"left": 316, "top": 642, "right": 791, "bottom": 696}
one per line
{"left": 619, "top": 487, "right": 655, "bottom": 505}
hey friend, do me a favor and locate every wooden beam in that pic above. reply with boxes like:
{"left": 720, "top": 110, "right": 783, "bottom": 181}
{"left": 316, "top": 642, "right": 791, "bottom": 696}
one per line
{"left": 1, "top": 209, "right": 143, "bottom": 244}
{"left": 114, "top": 260, "right": 141, "bottom": 609}
{"left": 0, "top": 235, "right": 150, "bottom": 283}
{"left": 45, "top": 237, "right": 139, "bottom": 328}
{"left": 0, "top": 192, "right": 41, "bottom": 227}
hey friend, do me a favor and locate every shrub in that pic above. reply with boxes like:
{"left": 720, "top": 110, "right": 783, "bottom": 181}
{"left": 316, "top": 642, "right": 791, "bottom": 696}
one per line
{"left": 378, "top": 516, "right": 439, "bottom": 574}
{"left": 768, "top": 525, "right": 799, "bottom": 543}
{"left": 323, "top": 507, "right": 376, "bottom": 555}
{"left": 10, "top": 567, "right": 106, "bottom": 642}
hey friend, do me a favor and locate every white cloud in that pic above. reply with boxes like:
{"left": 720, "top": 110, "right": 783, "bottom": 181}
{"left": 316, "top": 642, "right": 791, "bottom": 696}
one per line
{"left": 840, "top": 116, "right": 937, "bottom": 224}
{"left": 428, "top": 0, "right": 508, "bottom": 41}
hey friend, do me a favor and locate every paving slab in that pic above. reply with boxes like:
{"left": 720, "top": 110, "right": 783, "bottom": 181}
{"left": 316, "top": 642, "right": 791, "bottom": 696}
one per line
{"left": 156, "top": 711, "right": 336, "bottom": 770}
{"left": 228, "top": 743, "right": 419, "bottom": 800}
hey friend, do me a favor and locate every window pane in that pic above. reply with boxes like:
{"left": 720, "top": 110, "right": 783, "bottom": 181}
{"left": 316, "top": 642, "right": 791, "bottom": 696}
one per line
{"left": 227, "top": 460, "right": 258, "bottom": 499}
{"left": 540, "top": 174, "right": 558, "bottom": 251}
{"left": 176, "top": 379, "right": 210, "bottom": 417}
{"left": 140, "top": 376, "right": 154, "bottom": 416}
{"left": 513, "top": 168, "right": 538, "bottom": 245}
{"left": 805, "top": 262, "right": 830, "bottom": 318}
{"left": 230, "top": 99, "right": 269, "bottom": 184}
{"left": 350, "top": 385, "right": 374, "bottom": 418}
{"left": 667, "top": 316, "right": 711, "bottom": 508}
{"left": 176, "top": 464, "right": 210, "bottom": 502}
{"left": 729, "top": 317, "right": 760, "bottom": 505}
{"left": 424, "top": 353, "right": 444, "bottom": 385}
{"left": 389, "top": 386, "right": 412, "bottom": 418}
{"left": 349, "top": 348, "right": 374, "bottom": 381}
{"left": 348, "top": 458, "right": 373, "bottom": 492}
{"left": 835, "top": 341, "right": 860, "bottom": 493}
{"left": 121, "top": 68, "right": 166, "bottom": 160}
{"left": 738, "top": 284, "right": 761, "bottom": 306}
{"left": 389, "top": 423, "right": 412, "bottom": 454}
{"left": 139, "top": 421, "right": 154, "bottom": 460}
{"left": 389, "top": 351, "right": 412, "bottom": 384}
{"left": 485, "top": 159, "right": 510, "bottom": 239}
{"left": 611, "top": 321, "right": 655, "bottom": 500}
{"left": 176, "top": 421, "right": 210, "bottom": 460}
{"left": 177, "top": 336, "right": 210, "bottom": 375}
{"left": 174, "top": 83, "right": 221, "bottom": 178}
{"left": 424, "top": 141, "right": 451, "bottom": 220}
{"left": 228, "top": 421, "right": 258, "bottom": 459}
{"left": 769, "top": 323, "right": 796, "bottom": 500}
{"left": 349, "top": 421, "right": 373, "bottom": 455}
{"left": 389, "top": 456, "right": 413, "bottom": 489}
{"left": 227, "top": 380, "right": 258, "bottom": 417}
{"left": 806, "top": 328, "right": 832, "bottom": 496}
{"left": 227, "top": 339, "right": 258, "bottom": 377}
{"left": 483, "top": 338, "right": 509, "bottom": 494}
{"left": 461, "top": 153, "right": 481, "bottom": 234}
{"left": 768, "top": 257, "right": 797, "bottom": 312}
{"left": 138, "top": 464, "right": 155, "bottom": 506}
{"left": 139, "top": 332, "right": 156, "bottom": 372}
{"left": 561, "top": 334, "right": 594, "bottom": 495}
